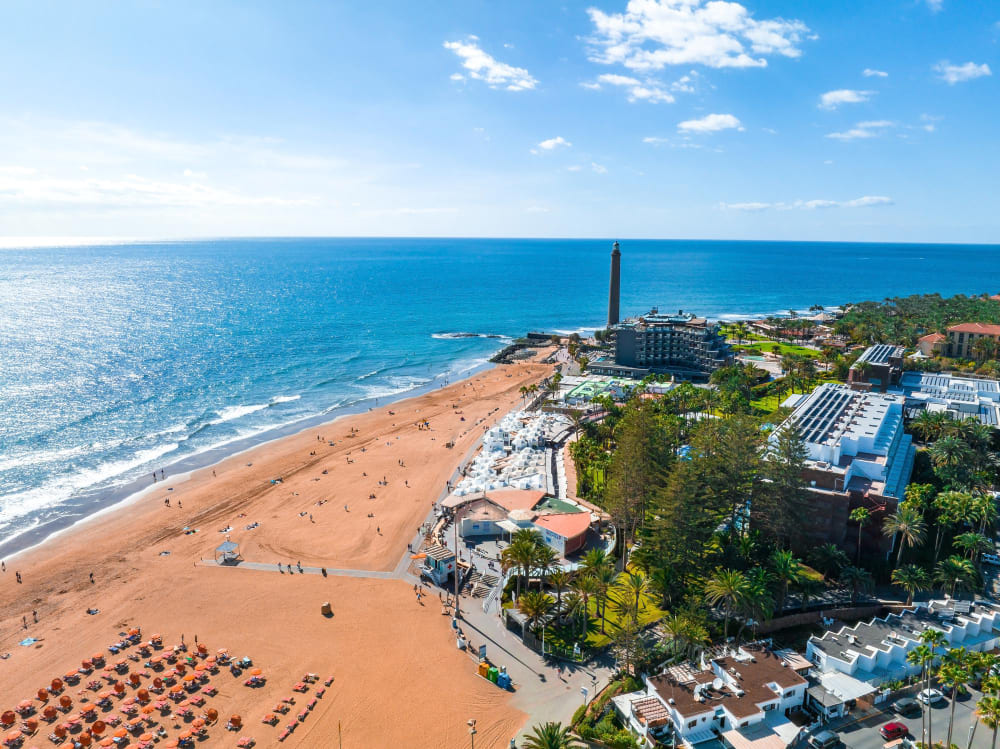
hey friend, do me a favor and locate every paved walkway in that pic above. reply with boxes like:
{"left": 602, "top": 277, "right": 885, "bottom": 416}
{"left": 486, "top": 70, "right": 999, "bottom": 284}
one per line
{"left": 199, "top": 559, "right": 396, "bottom": 579}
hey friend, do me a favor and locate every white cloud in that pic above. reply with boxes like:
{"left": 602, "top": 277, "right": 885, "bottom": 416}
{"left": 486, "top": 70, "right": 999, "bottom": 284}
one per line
{"left": 642, "top": 136, "right": 671, "bottom": 145}
{"left": 677, "top": 113, "right": 744, "bottom": 133}
{"left": 0, "top": 171, "right": 309, "bottom": 208}
{"left": 862, "top": 68, "right": 888, "bottom": 78}
{"left": 825, "top": 120, "right": 894, "bottom": 141}
{"left": 566, "top": 165, "right": 583, "bottom": 171}
{"left": 579, "top": 81, "right": 602, "bottom": 90}
{"left": 920, "top": 113, "right": 942, "bottom": 133}
{"left": 531, "top": 136, "right": 572, "bottom": 154}
{"left": 443, "top": 38, "right": 537, "bottom": 91}
{"left": 586, "top": 0, "right": 812, "bottom": 71}
{"left": 721, "top": 195, "right": 892, "bottom": 211}
{"left": 925, "top": 0, "right": 943, "bottom": 11}
{"left": 935, "top": 61, "right": 992, "bottom": 84}
{"left": 591, "top": 162, "right": 608, "bottom": 174}
{"left": 586, "top": 73, "right": 675, "bottom": 102}
{"left": 818, "top": 89, "right": 875, "bottom": 109}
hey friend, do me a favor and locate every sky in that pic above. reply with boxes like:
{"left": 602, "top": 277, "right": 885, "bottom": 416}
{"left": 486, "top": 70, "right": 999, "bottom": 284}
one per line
{"left": 0, "top": 0, "right": 997, "bottom": 243}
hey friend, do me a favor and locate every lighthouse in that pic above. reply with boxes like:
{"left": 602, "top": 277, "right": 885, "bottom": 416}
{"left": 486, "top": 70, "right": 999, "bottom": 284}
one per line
{"left": 607, "top": 241, "right": 621, "bottom": 327}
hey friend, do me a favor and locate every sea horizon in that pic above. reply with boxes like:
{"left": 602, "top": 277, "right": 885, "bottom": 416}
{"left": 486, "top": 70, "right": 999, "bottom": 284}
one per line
{"left": 3, "top": 236, "right": 1000, "bottom": 559}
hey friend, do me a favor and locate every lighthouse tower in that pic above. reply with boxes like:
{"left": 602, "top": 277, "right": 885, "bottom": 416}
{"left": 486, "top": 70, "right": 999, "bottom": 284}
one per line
{"left": 607, "top": 241, "right": 621, "bottom": 327}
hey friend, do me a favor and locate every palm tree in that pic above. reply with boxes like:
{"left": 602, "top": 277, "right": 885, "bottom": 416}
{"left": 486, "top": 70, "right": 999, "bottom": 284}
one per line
{"left": 769, "top": 550, "right": 802, "bottom": 615}
{"left": 517, "top": 590, "right": 554, "bottom": 635}
{"left": 839, "top": 565, "right": 874, "bottom": 605}
{"left": 704, "top": 569, "right": 750, "bottom": 644}
{"left": 977, "top": 695, "right": 1000, "bottom": 749}
{"left": 908, "top": 644, "right": 935, "bottom": 747}
{"left": 570, "top": 575, "right": 598, "bottom": 637}
{"left": 910, "top": 409, "right": 951, "bottom": 443}
{"left": 593, "top": 566, "right": 617, "bottom": 634}
{"left": 561, "top": 592, "right": 585, "bottom": 634}
{"left": 648, "top": 566, "right": 679, "bottom": 610}
{"left": 849, "top": 507, "right": 871, "bottom": 565}
{"left": 808, "top": 543, "right": 850, "bottom": 579}
{"left": 502, "top": 537, "right": 540, "bottom": 598}
{"left": 939, "top": 649, "right": 971, "bottom": 749}
{"left": 973, "top": 493, "right": 999, "bottom": 535}
{"left": 523, "top": 721, "right": 582, "bottom": 749}
{"left": 891, "top": 564, "right": 930, "bottom": 606}
{"left": 954, "top": 532, "right": 993, "bottom": 562}
{"left": 796, "top": 576, "right": 825, "bottom": 612}
{"left": 548, "top": 569, "right": 572, "bottom": 612}
{"left": 930, "top": 436, "right": 974, "bottom": 485}
{"left": 532, "top": 544, "right": 559, "bottom": 589}
{"left": 935, "top": 555, "right": 979, "bottom": 597}
{"left": 618, "top": 571, "right": 650, "bottom": 626}
{"left": 580, "top": 547, "right": 611, "bottom": 577}
{"left": 883, "top": 504, "right": 927, "bottom": 568}
{"left": 932, "top": 491, "right": 974, "bottom": 561}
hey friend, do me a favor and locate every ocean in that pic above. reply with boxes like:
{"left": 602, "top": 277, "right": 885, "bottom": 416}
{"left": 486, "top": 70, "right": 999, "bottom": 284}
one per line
{"left": 2, "top": 237, "right": 1000, "bottom": 557}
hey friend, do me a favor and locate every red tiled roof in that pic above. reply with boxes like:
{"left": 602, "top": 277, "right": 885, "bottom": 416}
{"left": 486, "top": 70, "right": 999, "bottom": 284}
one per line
{"left": 917, "top": 333, "right": 945, "bottom": 343}
{"left": 485, "top": 489, "right": 546, "bottom": 513}
{"left": 533, "top": 511, "right": 591, "bottom": 540}
{"left": 948, "top": 322, "right": 1000, "bottom": 336}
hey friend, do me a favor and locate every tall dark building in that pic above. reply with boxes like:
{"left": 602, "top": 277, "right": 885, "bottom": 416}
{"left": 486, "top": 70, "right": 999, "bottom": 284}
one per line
{"left": 607, "top": 241, "right": 621, "bottom": 327}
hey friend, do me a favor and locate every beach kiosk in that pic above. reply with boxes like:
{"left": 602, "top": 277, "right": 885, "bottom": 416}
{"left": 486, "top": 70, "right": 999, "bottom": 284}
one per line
{"left": 420, "top": 544, "right": 456, "bottom": 586}
{"left": 214, "top": 540, "right": 241, "bottom": 565}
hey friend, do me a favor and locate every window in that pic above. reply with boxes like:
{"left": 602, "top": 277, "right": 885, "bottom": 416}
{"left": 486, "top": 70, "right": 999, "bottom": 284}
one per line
{"left": 764, "top": 704, "right": 775, "bottom": 711}
{"left": 688, "top": 721, "right": 697, "bottom": 729}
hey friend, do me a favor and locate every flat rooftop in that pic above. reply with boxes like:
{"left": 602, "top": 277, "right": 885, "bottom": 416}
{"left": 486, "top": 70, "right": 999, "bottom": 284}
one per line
{"left": 788, "top": 383, "right": 900, "bottom": 447}
{"left": 853, "top": 344, "right": 905, "bottom": 367}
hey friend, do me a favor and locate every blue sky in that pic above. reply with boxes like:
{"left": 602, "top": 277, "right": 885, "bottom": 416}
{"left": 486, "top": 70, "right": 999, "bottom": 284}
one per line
{"left": 0, "top": 0, "right": 996, "bottom": 242}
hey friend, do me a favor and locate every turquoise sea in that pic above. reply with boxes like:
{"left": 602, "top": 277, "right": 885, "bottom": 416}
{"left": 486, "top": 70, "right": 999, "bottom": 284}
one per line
{"left": 2, "top": 237, "right": 1000, "bottom": 556}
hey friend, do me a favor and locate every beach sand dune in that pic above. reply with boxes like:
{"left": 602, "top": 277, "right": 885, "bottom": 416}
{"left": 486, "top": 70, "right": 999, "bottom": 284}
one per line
{"left": 0, "top": 356, "right": 552, "bottom": 748}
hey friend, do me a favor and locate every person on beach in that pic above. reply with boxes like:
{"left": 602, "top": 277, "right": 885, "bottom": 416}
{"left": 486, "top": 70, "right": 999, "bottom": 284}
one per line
{"left": 16, "top": 571, "right": 21, "bottom": 584}
{"left": 164, "top": 498, "right": 170, "bottom": 507}
{"left": 152, "top": 472, "right": 156, "bottom": 482}
{"left": 89, "top": 572, "right": 94, "bottom": 584}
{"left": 1, "top": 561, "right": 4, "bottom": 572}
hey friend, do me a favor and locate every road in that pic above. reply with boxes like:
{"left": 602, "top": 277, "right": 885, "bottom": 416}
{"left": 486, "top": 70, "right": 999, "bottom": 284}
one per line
{"left": 837, "top": 688, "right": 993, "bottom": 749}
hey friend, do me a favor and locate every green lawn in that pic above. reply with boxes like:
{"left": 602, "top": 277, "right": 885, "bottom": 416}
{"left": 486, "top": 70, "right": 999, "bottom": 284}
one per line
{"left": 736, "top": 341, "right": 821, "bottom": 358}
{"left": 542, "top": 570, "right": 665, "bottom": 652}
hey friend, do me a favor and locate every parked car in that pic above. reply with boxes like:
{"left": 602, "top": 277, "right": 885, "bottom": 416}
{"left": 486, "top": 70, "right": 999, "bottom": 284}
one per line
{"left": 892, "top": 697, "right": 921, "bottom": 715}
{"left": 810, "top": 730, "right": 840, "bottom": 749}
{"left": 917, "top": 688, "right": 945, "bottom": 705}
{"left": 880, "top": 722, "right": 909, "bottom": 740}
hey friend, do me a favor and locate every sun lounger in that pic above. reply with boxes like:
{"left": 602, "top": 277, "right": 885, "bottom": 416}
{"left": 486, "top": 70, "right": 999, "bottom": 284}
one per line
{"left": 314, "top": 688, "right": 325, "bottom": 698}
{"left": 307, "top": 698, "right": 316, "bottom": 710}
{"left": 292, "top": 683, "right": 307, "bottom": 692}
{"left": 237, "top": 738, "right": 256, "bottom": 748}
{"left": 200, "top": 687, "right": 217, "bottom": 697}
{"left": 297, "top": 710, "right": 307, "bottom": 722}
{"left": 323, "top": 676, "right": 334, "bottom": 687}
{"left": 277, "top": 730, "right": 290, "bottom": 742}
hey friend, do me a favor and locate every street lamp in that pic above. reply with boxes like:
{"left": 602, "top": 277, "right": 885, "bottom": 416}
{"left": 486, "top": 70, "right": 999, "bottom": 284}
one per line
{"left": 468, "top": 719, "right": 477, "bottom": 749}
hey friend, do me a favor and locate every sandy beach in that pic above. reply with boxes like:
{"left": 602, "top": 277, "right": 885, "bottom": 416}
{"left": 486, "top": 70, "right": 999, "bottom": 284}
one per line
{"left": 0, "top": 354, "right": 554, "bottom": 748}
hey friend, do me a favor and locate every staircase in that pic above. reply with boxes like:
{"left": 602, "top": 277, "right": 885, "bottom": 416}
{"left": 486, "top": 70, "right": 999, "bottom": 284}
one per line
{"left": 462, "top": 570, "right": 500, "bottom": 599}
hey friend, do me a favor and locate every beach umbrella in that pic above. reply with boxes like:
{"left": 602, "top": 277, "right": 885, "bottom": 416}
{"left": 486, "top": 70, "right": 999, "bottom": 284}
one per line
{"left": 17, "top": 700, "right": 33, "bottom": 712}
{"left": 42, "top": 707, "right": 56, "bottom": 721}
{"left": 216, "top": 648, "right": 227, "bottom": 654}
{"left": 59, "top": 696, "right": 71, "bottom": 709}
{"left": 169, "top": 686, "right": 183, "bottom": 695}
{"left": 92, "top": 653, "right": 103, "bottom": 662}
{"left": 36, "top": 688, "right": 48, "bottom": 702}
{"left": 204, "top": 708, "right": 218, "bottom": 722}
{"left": 113, "top": 682, "right": 125, "bottom": 694}
{"left": 0, "top": 713, "right": 13, "bottom": 728}
{"left": 182, "top": 674, "right": 195, "bottom": 683}
{"left": 229, "top": 715, "right": 241, "bottom": 728}
{"left": 191, "top": 719, "right": 204, "bottom": 729}
{"left": 250, "top": 668, "right": 262, "bottom": 676}
{"left": 81, "top": 660, "right": 92, "bottom": 670}
{"left": 49, "top": 679, "right": 62, "bottom": 693}
{"left": 136, "top": 689, "right": 149, "bottom": 703}
{"left": 5, "top": 730, "right": 23, "bottom": 744}
{"left": 98, "top": 692, "right": 112, "bottom": 700}
{"left": 152, "top": 679, "right": 163, "bottom": 689}
{"left": 78, "top": 732, "right": 92, "bottom": 747}
{"left": 163, "top": 740, "right": 178, "bottom": 748}
{"left": 178, "top": 730, "right": 192, "bottom": 739}
{"left": 139, "top": 734, "right": 152, "bottom": 742}
{"left": 205, "top": 655, "right": 215, "bottom": 663}
{"left": 53, "top": 725, "right": 67, "bottom": 739}
{"left": 99, "top": 739, "right": 114, "bottom": 747}
{"left": 140, "top": 706, "right": 154, "bottom": 716}
{"left": 113, "top": 728, "right": 127, "bottom": 738}
{"left": 91, "top": 720, "right": 106, "bottom": 735}
{"left": 128, "top": 674, "right": 140, "bottom": 686}
{"left": 128, "top": 629, "right": 139, "bottom": 637}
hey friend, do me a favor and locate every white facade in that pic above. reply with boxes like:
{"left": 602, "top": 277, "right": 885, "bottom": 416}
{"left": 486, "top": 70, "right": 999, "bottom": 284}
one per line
{"left": 806, "top": 601, "right": 1000, "bottom": 685}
